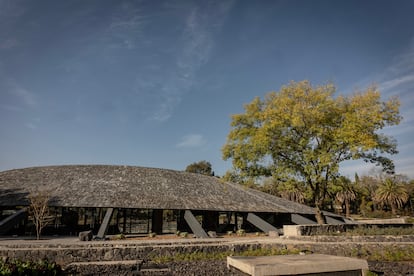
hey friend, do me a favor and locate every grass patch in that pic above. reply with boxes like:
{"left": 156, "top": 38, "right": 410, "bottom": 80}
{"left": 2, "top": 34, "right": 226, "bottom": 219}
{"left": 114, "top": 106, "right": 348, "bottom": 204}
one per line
{"left": 347, "top": 245, "right": 414, "bottom": 262}
{"left": 150, "top": 247, "right": 301, "bottom": 263}
{"left": 314, "top": 225, "right": 414, "bottom": 236}
{"left": 343, "top": 226, "right": 414, "bottom": 236}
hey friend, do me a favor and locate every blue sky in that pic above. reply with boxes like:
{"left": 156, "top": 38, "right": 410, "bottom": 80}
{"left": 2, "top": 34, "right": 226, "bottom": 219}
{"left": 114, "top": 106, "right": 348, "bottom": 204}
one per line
{"left": 1, "top": 0, "right": 413, "bottom": 179}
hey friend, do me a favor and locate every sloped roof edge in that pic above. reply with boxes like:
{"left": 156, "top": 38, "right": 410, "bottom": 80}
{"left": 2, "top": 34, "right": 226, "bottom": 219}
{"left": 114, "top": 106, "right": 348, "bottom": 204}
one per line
{"left": 0, "top": 165, "right": 316, "bottom": 215}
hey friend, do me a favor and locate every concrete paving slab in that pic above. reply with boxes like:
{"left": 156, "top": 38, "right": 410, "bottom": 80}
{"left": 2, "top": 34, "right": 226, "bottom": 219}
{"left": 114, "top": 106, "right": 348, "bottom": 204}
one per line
{"left": 227, "top": 254, "right": 369, "bottom": 276}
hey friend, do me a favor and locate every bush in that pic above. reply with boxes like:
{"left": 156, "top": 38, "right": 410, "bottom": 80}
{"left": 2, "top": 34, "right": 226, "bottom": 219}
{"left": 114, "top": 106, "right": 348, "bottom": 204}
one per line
{"left": 0, "top": 259, "right": 62, "bottom": 275}
{"left": 236, "top": 229, "right": 245, "bottom": 236}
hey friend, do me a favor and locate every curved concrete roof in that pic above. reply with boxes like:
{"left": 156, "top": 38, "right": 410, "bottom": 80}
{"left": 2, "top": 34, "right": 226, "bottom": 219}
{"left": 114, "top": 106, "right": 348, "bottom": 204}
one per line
{"left": 0, "top": 165, "right": 315, "bottom": 214}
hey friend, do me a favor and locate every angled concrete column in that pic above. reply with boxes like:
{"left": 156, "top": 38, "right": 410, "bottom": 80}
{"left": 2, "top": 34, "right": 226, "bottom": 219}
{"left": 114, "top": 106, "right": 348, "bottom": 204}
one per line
{"left": 344, "top": 218, "right": 355, "bottom": 224}
{"left": 246, "top": 213, "right": 278, "bottom": 233}
{"left": 184, "top": 210, "right": 209, "bottom": 238}
{"left": 325, "top": 215, "right": 345, "bottom": 224}
{"left": 96, "top": 208, "right": 114, "bottom": 239}
{"left": 291, "top": 213, "right": 317, "bottom": 225}
{"left": 0, "top": 208, "right": 27, "bottom": 235}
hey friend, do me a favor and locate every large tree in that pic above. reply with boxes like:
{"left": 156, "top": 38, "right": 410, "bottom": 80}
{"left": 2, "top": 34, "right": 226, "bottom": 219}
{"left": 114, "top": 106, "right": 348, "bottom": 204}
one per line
{"left": 222, "top": 80, "right": 401, "bottom": 223}
{"left": 185, "top": 160, "right": 214, "bottom": 176}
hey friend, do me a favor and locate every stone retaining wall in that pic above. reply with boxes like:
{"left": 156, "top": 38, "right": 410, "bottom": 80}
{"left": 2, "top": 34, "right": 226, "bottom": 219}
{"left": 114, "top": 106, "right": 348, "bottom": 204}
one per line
{"left": 1, "top": 237, "right": 414, "bottom": 275}
{"left": 0, "top": 242, "right": 286, "bottom": 266}
{"left": 283, "top": 223, "right": 413, "bottom": 236}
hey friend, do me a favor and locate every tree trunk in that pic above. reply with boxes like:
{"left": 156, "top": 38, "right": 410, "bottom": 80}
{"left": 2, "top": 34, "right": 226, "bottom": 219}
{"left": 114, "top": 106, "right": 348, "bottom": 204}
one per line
{"left": 36, "top": 223, "right": 41, "bottom": 240}
{"left": 345, "top": 200, "right": 350, "bottom": 218}
{"left": 391, "top": 203, "right": 397, "bottom": 216}
{"left": 315, "top": 206, "right": 326, "bottom": 224}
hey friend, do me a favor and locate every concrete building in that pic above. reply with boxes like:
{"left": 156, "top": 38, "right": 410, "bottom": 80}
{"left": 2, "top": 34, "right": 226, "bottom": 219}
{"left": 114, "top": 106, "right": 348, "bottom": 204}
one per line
{"left": 0, "top": 165, "right": 346, "bottom": 238}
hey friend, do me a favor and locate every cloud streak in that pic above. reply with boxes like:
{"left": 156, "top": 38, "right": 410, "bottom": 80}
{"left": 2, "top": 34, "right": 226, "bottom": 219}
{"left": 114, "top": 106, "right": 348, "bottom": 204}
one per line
{"left": 378, "top": 43, "right": 414, "bottom": 178}
{"left": 340, "top": 38, "right": 414, "bottom": 178}
{"left": 0, "top": 77, "right": 37, "bottom": 109}
{"left": 380, "top": 74, "right": 414, "bottom": 92}
{"left": 176, "top": 134, "right": 207, "bottom": 148}
{"left": 0, "top": 38, "right": 18, "bottom": 49}
{"left": 378, "top": 40, "right": 414, "bottom": 96}
{"left": 106, "top": 3, "right": 147, "bottom": 50}
{"left": 149, "top": 1, "right": 234, "bottom": 122}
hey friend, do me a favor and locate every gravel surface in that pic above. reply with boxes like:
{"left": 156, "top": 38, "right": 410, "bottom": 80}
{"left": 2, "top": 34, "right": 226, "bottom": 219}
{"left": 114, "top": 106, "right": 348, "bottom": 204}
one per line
{"left": 167, "top": 260, "right": 247, "bottom": 276}
{"left": 368, "top": 261, "right": 414, "bottom": 275}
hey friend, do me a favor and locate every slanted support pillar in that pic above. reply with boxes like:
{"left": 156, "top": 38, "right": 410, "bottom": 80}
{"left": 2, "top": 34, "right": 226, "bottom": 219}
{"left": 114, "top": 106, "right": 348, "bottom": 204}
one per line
{"left": 291, "top": 213, "right": 317, "bottom": 225}
{"left": 0, "top": 208, "right": 27, "bottom": 235}
{"left": 184, "top": 210, "right": 209, "bottom": 238}
{"left": 325, "top": 215, "right": 345, "bottom": 224}
{"left": 96, "top": 208, "right": 113, "bottom": 239}
{"left": 246, "top": 213, "right": 278, "bottom": 234}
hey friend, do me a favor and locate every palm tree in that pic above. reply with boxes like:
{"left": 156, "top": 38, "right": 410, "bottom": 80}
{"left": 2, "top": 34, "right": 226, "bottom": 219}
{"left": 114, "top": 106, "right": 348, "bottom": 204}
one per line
{"left": 335, "top": 176, "right": 357, "bottom": 217}
{"left": 374, "top": 177, "right": 409, "bottom": 216}
{"left": 358, "top": 175, "right": 380, "bottom": 214}
{"left": 279, "top": 189, "right": 306, "bottom": 204}
{"left": 261, "top": 178, "right": 307, "bottom": 204}
{"left": 277, "top": 180, "right": 307, "bottom": 204}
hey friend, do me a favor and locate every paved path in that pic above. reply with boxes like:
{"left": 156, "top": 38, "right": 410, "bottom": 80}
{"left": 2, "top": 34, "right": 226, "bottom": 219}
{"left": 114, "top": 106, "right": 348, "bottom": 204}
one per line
{"left": 1, "top": 235, "right": 414, "bottom": 249}
{"left": 0, "top": 235, "right": 309, "bottom": 247}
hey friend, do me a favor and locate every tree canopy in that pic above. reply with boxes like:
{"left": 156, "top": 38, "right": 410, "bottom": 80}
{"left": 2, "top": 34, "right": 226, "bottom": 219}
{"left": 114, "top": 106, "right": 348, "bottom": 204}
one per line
{"left": 222, "top": 80, "right": 401, "bottom": 223}
{"left": 185, "top": 160, "right": 214, "bottom": 176}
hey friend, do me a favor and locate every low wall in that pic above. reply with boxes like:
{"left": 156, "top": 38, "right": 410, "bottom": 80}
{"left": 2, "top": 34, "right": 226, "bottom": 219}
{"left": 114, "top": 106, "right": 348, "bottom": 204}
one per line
{"left": 356, "top": 218, "right": 407, "bottom": 224}
{"left": 0, "top": 241, "right": 285, "bottom": 266}
{"left": 283, "top": 223, "right": 413, "bottom": 236}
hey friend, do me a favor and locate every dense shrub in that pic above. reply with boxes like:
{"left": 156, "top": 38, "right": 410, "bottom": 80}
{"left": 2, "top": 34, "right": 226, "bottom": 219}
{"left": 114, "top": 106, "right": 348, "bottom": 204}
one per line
{"left": 0, "top": 259, "right": 62, "bottom": 275}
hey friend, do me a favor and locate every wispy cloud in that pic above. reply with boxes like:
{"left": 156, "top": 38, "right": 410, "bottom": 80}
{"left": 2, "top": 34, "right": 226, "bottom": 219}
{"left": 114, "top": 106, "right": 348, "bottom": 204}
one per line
{"left": 380, "top": 74, "right": 414, "bottom": 92}
{"left": 25, "top": 122, "right": 37, "bottom": 130}
{"left": 0, "top": 38, "right": 18, "bottom": 49}
{"left": 1, "top": 77, "right": 37, "bottom": 109}
{"left": 176, "top": 134, "right": 207, "bottom": 148}
{"left": 342, "top": 39, "right": 414, "bottom": 178}
{"left": 0, "top": 75, "right": 40, "bottom": 129}
{"left": 13, "top": 86, "right": 36, "bottom": 107}
{"left": 378, "top": 41, "right": 414, "bottom": 97}
{"left": 348, "top": 38, "right": 414, "bottom": 98}
{"left": 0, "top": 0, "right": 26, "bottom": 52}
{"left": 149, "top": 1, "right": 234, "bottom": 122}
{"left": 379, "top": 43, "right": 414, "bottom": 178}
{"left": 394, "top": 156, "right": 414, "bottom": 176}
{"left": 106, "top": 3, "right": 147, "bottom": 50}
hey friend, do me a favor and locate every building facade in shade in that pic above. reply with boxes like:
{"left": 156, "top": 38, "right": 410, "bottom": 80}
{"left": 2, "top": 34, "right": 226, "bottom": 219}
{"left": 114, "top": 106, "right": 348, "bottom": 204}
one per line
{"left": 0, "top": 165, "right": 347, "bottom": 237}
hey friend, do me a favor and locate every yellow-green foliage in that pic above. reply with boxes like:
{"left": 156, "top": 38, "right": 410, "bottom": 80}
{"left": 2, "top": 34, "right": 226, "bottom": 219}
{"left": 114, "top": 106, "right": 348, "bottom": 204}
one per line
{"left": 222, "top": 80, "right": 401, "bottom": 217}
